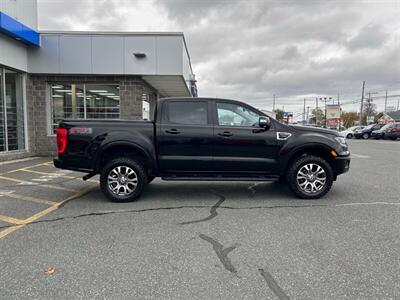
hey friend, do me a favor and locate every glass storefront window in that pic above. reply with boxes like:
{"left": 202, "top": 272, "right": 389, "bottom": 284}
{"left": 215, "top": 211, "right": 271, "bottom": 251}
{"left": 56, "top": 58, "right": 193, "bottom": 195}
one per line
{"left": 0, "top": 69, "right": 5, "bottom": 152}
{"left": 50, "top": 83, "right": 120, "bottom": 133}
{"left": 0, "top": 67, "right": 25, "bottom": 153}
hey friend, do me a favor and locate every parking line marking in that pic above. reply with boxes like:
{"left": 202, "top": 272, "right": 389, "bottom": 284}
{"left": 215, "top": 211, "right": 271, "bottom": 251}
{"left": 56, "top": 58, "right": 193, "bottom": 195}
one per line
{"left": 19, "top": 169, "right": 75, "bottom": 178}
{"left": 350, "top": 153, "right": 370, "bottom": 158}
{"left": 0, "top": 225, "right": 24, "bottom": 239}
{"left": 336, "top": 202, "right": 400, "bottom": 207}
{"left": 0, "top": 175, "right": 78, "bottom": 193}
{"left": 0, "top": 185, "right": 96, "bottom": 239}
{"left": 1, "top": 161, "right": 52, "bottom": 175}
{"left": 0, "top": 215, "right": 25, "bottom": 225}
{"left": 0, "top": 191, "right": 57, "bottom": 205}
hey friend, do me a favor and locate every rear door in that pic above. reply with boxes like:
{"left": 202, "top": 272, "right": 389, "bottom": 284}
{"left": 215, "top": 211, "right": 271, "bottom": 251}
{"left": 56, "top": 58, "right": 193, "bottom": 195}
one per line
{"left": 157, "top": 100, "right": 213, "bottom": 173}
{"left": 211, "top": 101, "right": 280, "bottom": 174}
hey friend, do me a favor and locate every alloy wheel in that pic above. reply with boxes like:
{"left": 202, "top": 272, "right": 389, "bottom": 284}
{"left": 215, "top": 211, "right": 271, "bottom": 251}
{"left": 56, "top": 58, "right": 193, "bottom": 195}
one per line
{"left": 107, "top": 166, "right": 138, "bottom": 196}
{"left": 296, "top": 163, "right": 327, "bottom": 194}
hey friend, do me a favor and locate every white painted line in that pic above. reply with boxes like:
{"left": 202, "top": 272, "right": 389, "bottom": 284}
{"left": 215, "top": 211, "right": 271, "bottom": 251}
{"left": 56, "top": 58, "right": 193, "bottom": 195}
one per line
{"left": 350, "top": 153, "right": 370, "bottom": 158}
{"left": 0, "top": 156, "right": 44, "bottom": 166}
{"left": 336, "top": 202, "right": 400, "bottom": 207}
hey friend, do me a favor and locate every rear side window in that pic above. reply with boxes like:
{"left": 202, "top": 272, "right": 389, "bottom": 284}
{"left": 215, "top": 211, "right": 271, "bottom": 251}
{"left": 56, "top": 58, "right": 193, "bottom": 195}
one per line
{"left": 164, "top": 101, "right": 208, "bottom": 125}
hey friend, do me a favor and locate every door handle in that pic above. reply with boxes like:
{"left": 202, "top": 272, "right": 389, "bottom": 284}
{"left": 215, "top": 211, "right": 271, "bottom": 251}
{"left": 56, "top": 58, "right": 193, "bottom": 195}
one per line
{"left": 218, "top": 131, "right": 233, "bottom": 137}
{"left": 165, "top": 129, "right": 180, "bottom": 134}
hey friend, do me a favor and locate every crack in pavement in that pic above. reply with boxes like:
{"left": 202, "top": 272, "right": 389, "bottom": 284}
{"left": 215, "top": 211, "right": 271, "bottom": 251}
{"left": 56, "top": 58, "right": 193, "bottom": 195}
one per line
{"left": 259, "top": 268, "right": 290, "bottom": 300}
{"left": 0, "top": 203, "right": 328, "bottom": 230}
{"left": 179, "top": 191, "right": 226, "bottom": 225}
{"left": 199, "top": 233, "right": 238, "bottom": 274}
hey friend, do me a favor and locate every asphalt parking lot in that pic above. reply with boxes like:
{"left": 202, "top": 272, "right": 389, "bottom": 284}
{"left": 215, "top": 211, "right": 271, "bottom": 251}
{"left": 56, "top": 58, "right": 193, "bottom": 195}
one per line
{"left": 1, "top": 139, "right": 399, "bottom": 299}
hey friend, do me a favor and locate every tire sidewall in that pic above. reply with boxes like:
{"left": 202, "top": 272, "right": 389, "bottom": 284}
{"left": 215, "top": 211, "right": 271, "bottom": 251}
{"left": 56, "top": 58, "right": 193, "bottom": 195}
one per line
{"left": 287, "top": 156, "right": 333, "bottom": 199}
{"left": 100, "top": 158, "right": 147, "bottom": 202}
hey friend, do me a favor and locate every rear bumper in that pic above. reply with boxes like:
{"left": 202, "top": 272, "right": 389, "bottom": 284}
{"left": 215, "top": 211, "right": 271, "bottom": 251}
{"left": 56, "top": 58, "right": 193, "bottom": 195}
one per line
{"left": 371, "top": 132, "right": 384, "bottom": 138}
{"left": 53, "top": 158, "right": 93, "bottom": 173}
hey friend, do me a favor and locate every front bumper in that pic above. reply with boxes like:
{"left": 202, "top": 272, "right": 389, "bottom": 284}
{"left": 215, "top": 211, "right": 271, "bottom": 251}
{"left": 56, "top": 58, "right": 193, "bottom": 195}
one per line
{"left": 334, "top": 155, "right": 350, "bottom": 176}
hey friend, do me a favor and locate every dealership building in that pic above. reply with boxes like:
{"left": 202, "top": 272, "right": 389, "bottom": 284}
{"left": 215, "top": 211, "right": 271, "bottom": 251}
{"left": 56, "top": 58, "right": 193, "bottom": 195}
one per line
{"left": 0, "top": 0, "right": 197, "bottom": 161}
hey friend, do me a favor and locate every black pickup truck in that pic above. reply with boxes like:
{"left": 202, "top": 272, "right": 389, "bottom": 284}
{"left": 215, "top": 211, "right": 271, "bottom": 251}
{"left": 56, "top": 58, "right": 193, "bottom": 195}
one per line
{"left": 54, "top": 97, "right": 350, "bottom": 201}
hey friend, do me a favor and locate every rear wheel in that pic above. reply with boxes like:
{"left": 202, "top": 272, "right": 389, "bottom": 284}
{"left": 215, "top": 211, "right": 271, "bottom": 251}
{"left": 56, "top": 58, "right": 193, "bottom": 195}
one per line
{"left": 100, "top": 157, "right": 147, "bottom": 202}
{"left": 286, "top": 155, "right": 333, "bottom": 199}
{"left": 391, "top": 136, "right": 397, "bottom": 140}
{"left": 362, "top": 133, "right": 369, "bottom": 139}
{"left": 346, "top": 133, "right": 353, "bottom": 139}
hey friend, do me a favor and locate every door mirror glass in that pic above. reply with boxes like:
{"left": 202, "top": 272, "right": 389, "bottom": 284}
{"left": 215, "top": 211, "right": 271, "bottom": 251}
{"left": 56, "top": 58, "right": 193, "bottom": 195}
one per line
{"left": 259, "top": 116, "right": 271, "bottom": 129}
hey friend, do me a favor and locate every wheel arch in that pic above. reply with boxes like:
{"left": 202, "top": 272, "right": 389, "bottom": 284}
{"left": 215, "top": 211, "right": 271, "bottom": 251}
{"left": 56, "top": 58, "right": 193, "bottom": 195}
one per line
{"left": 281, "top": 144, "right": 336, "bottom": 179}
{"left": 96, "top": 142, "right": 157, "bottom": 175}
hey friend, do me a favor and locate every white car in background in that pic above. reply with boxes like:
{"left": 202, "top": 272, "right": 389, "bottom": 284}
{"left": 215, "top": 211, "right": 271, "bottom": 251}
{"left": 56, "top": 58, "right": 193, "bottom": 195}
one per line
{"left": 340, "top": 126, "right": 364, "bottom": 139}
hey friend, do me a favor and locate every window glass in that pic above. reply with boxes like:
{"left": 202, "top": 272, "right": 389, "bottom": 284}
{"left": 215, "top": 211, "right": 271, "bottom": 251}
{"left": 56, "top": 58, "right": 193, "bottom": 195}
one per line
{"left": 217, "top": 102, "right": 260, "bottom": 127}
{"left": 85, "top": 84, "right": 120, "bottom": 119}
{"left": 5, "top": 69, "right": 25, "bottom": 151}
{"left": 51, "top": 83, "right": 120, "bottom": 133}
{"left": 0, "top": 68, "right": 4, "bottom": 152}
{"left": 165, "top": 101, "right": 208, "bottom": 125}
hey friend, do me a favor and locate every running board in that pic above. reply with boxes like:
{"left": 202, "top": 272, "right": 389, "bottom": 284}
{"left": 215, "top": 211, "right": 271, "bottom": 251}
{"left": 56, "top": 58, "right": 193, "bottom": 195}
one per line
{"left": 161, "top": 176, "right": 279, "bottom": 182}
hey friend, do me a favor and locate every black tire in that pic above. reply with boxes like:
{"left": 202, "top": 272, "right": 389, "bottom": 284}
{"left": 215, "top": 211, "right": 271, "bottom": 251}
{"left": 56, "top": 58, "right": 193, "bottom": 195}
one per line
{"left": 391, "top": 136, "right": 397, "bottom": 140}
{"left": 100, "top": 157, "right": 147, "bottom": 202}
{"left": 346, "top": 133, "right": 353, "bottom": 139}
{"left": 147, "top": 176, "right": 156, "bottom": 183}
{"left": 362, "top": 133, "right": 369, "bottom": 139}
{"left": 286, "top": 155, "right": 333, "bottom": 199}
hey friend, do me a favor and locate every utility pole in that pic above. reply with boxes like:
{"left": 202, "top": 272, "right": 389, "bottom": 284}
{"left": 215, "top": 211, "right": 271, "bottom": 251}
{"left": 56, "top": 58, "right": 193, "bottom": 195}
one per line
{"left": 273, "top": 94, "right": 276, "bottom": 111}
{"left": 337, "top": 93, "right": 340, "bottom": 105}
{"left": 303, "top": 98, "right": 306, "bottom": 124}
{"left": 306, "top": 106, "right": 310, "bottom": 124}
{"left": 359, "top": 81, "right": 365, "bottom": 125}
{"left": 397, "top": 99, "right": 399, "bottom": 111}
{"left": 315, "top": 97, "right": 319, "bottom": 125}
{"left": 384, "top": 90, "right": 388, "bottom": 113}
{"left": 366, "top": 92, "right": 371, "bottom": 124}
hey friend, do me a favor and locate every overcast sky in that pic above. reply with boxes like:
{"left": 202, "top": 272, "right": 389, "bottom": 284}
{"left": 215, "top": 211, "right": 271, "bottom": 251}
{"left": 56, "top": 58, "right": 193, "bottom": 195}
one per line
{"left": 38, "top": 0, "right": 400, "bottom": 117}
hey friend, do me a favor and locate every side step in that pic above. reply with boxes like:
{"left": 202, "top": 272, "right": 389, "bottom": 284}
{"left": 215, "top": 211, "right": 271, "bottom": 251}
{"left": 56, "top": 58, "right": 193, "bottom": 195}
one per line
{"left": 161, "top": 176, "right": 279, "bottom": 182}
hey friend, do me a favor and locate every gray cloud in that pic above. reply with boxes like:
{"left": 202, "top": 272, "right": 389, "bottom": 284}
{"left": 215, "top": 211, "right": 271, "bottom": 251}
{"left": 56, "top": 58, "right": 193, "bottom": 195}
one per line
{"left": 347, "top": 24, "right": 389, "bottom": 50}
{"left": 38, "top": 0, "right": 400, "bottom": 115}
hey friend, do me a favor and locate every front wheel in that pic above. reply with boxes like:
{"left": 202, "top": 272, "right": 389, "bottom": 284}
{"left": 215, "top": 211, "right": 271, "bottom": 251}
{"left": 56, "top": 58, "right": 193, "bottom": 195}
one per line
{"left": 286, "top": 155, "right": 333, "bottom": 199}
{"left": 100, "top": 157, "right": 147, "bottom": 202}
{"left": 346, "top": 133, "right": 353, "bottom": 139}
{"left": 362, "top": 133, "right": 369, "bottom": 139}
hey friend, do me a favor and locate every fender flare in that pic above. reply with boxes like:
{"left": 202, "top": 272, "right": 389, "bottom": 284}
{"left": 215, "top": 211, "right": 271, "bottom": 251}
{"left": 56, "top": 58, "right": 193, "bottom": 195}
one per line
{"left": 95, "top": 140, "right": 157, "bottom": 173}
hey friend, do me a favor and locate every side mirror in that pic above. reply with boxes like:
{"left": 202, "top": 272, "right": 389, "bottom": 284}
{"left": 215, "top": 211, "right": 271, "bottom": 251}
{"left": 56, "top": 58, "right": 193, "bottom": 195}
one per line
{"left": 259, "top": 116, "right": 271, "bottom": 130}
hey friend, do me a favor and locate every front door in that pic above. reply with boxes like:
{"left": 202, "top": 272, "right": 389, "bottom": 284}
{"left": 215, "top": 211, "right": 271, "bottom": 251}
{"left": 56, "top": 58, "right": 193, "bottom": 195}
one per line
{"left": 212, "top": 101, "right": 280, "bottom": 174}
{"left": 158, "top": 100, "right": 213, "bottom": 173}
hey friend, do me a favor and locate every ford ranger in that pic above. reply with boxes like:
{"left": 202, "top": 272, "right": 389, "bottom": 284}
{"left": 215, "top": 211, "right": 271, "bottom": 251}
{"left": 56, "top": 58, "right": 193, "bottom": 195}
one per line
{"left": 54, "top": 97, "right": 350, "bottom": 202}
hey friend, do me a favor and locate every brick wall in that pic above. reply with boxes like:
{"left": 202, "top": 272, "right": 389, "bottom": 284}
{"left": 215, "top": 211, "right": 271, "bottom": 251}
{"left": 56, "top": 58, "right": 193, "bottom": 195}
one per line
{"left": 25, "top": 75, "right": 156, "bottom": 157}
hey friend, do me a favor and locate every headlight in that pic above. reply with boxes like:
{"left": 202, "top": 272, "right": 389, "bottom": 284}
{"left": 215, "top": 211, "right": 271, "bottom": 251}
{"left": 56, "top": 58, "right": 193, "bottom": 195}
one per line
{"left": 335, "top": 136, "right": 347, "bottom": 146}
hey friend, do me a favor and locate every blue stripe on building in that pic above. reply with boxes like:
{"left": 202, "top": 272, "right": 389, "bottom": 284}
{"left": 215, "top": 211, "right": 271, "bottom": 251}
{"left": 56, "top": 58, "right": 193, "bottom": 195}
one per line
{"left": 0, "top": 12, "right": 39, "bottom": 46}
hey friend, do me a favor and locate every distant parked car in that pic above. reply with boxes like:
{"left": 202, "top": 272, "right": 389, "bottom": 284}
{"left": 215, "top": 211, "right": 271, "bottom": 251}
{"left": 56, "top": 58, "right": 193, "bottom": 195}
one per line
{"left": 340, "top": 126, "right": 364, "bottom": 139}
{"left": 371, "top": 123, "right": 396, "bottom": 139}
{"left": 384, "top": 122, "right": 400, "bottom": 140}
{"left": 354, "top": 123, "right": 385, "bottom": 139}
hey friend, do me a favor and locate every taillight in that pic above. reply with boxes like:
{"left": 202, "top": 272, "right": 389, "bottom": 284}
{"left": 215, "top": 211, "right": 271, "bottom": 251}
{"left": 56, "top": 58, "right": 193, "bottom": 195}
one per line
{"left": 56, "top": 128, "right": 68, "bottom": 154}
